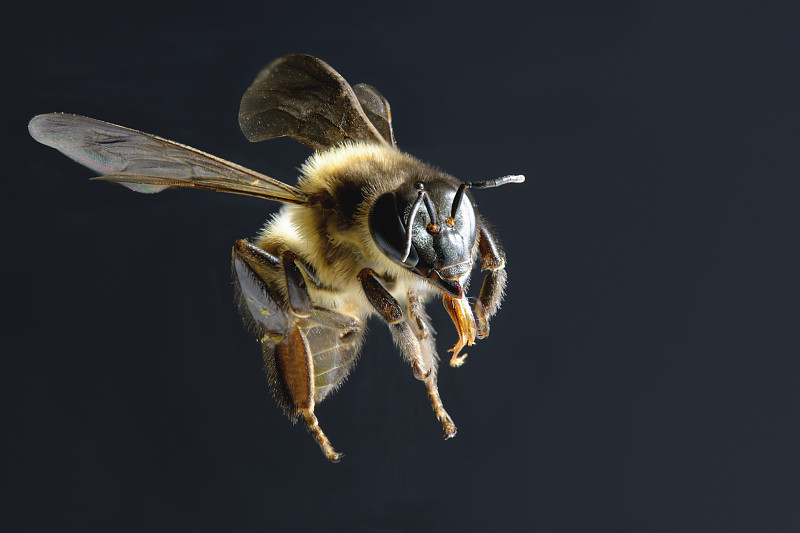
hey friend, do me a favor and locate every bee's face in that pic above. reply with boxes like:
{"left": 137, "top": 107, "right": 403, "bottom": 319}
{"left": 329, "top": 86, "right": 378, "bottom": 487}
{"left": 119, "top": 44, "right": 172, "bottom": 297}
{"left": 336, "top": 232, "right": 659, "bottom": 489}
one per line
{"left": 369, "top": 179, "right": 477, "bottom": 297}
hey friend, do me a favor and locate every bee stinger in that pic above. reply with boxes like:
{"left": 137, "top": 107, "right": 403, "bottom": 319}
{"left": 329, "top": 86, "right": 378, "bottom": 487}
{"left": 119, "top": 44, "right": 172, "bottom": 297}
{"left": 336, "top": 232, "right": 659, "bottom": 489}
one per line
{"left": 28, "top": 54, "right": 525, "bottom": 462}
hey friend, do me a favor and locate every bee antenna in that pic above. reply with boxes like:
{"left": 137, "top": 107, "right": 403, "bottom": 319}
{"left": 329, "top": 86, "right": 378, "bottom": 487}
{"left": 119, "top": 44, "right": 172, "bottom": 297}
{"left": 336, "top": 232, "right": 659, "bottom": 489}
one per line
{"left": 470, "top": 175, "right": 526, "bottom": 189}
{"left": 401, "top": 188, "right": 426, "bottom": 263}
{"left": 401, "top": 183, "right": 442, "bottom": 263}
{"left": 450, "top": 183, "right": 469, "bottom": 220}
{"left": 451, "top": 175, "right": 525, "bottom": 219}
{"left": 422, "top": 191, "right": 439, "bottom": 227}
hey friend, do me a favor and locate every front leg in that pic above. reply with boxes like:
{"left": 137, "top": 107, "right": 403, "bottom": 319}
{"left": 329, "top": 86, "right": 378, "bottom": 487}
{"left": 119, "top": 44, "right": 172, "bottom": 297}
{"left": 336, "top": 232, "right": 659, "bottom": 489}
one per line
{"left": 358, "top": 269, "right": 457, "bottom": 438}
{"left": 474, "top": 219, "right": 509, "bottom": 339}
{"left": 407, "top": 290, "right": 430, "bottom": 340}
{"left": 357, "top": 269, "right": 427, "bottom": 376}
{"left": 408, "top": 292, "right": 458, "bottom": 439}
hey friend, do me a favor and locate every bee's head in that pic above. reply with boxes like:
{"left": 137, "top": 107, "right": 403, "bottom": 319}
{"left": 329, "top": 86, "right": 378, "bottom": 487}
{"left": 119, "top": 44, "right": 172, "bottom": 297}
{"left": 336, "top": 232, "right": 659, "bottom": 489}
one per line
{"left": 369, "top": 175, "right": 524, "bottom": 297}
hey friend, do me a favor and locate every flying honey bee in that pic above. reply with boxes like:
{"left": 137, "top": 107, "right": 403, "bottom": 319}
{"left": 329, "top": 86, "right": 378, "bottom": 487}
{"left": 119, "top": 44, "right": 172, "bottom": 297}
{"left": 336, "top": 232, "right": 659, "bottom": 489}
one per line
{"left": 28, "top": 55, "right": 524, "bottom": 462}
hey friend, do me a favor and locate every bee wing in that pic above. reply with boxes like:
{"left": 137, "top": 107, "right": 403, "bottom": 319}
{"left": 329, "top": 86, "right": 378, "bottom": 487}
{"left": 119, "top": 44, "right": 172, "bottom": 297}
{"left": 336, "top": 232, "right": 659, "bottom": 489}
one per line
{"left": 28, "top": 113, "right": 309, "bottom": 205}
{"left": 303, "top": 321, "right": 366, "bottom": 403}
{"left": 353, "top": 83, "right": 396, "bottom": 147}
{"left": 238, "top": 55, "right": 393, "bottom": 151}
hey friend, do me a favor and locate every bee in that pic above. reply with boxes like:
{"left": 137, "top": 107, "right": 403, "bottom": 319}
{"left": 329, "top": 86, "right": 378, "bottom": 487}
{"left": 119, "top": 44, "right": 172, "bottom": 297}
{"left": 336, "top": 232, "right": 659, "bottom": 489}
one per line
{"left": 28, "top": 55, "right": 524, "bottom": 462}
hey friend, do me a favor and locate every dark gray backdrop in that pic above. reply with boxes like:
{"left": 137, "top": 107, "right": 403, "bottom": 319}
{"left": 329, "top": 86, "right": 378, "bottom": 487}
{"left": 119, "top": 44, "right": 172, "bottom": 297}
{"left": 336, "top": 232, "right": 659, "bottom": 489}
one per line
{"left": 3, "top": 1, "right": 800, "bottom": 531}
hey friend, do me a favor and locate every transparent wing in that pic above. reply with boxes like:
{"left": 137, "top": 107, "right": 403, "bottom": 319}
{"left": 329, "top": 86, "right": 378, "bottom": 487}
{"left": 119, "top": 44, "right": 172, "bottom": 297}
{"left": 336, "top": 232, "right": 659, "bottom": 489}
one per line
{"left": 304, "top": 322, "right": 366, "bottom": 403}
{"left": 28, "top": 113, "right": 309, "bottom": 204}
{"left": 238, "top": 54, "right": 392, "bottom": 151}
{"left": 353, "top": 83, "right": 396, "bottom": 147}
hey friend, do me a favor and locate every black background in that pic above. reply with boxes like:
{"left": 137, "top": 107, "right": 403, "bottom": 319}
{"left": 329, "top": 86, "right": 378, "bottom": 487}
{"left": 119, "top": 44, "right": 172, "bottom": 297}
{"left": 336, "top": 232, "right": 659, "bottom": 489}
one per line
{"left": 3, "top": 1, "right": 800, "bottom": 532}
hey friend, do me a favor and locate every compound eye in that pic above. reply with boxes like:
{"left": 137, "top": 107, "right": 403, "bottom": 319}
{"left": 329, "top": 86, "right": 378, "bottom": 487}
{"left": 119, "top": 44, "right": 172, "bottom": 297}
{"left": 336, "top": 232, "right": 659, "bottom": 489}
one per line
{"left": 368, "top": 192, "right": 419, "bottom": 267}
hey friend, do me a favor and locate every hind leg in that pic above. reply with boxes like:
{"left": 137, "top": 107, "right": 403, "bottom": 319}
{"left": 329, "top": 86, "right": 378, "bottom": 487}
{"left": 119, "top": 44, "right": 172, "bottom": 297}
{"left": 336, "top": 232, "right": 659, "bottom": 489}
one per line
{"left": 277, "top": 325, "right": 343, "bottom": 462}
{"left": 233, "top": 239, "right": 343, "bottom": 462}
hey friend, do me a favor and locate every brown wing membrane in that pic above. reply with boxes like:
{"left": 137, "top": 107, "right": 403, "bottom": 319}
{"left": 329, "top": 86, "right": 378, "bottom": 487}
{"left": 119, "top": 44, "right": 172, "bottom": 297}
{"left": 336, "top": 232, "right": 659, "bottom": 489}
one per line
{"left": 28, "top": 113, "right": 309, "bottom": 204}
{"left": 353, "top": 83, "right": 396, "bottom": 146}
{"left": 238, "top": 55, "right": 390, "bottom": 151}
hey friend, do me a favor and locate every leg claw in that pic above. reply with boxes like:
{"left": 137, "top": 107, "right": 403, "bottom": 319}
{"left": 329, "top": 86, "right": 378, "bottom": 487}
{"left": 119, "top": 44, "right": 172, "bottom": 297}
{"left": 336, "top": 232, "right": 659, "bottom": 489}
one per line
{"left": 327, "top": 451, "right": 345, "bottom": 463}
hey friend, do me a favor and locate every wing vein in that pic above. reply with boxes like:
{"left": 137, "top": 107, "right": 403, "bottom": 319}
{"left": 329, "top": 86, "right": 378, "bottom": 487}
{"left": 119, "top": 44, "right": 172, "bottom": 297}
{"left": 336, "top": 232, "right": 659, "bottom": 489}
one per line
{"left": 28, "top": 113, "right": 308, "bottom": 204}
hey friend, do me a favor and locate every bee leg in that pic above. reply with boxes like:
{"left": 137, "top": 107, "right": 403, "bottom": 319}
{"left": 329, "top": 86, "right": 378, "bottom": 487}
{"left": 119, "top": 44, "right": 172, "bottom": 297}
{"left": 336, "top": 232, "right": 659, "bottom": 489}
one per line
{"left": 425, "top": 377, "right": 457, "bottom": 439}
{"left": 233, "top": 240, "right": 343, "bottom": 462}
{"left": 277, "top": 324, "right": 343, "bottom": 462}
{"left": 281, "top": 250, "right": 314, "bottom": 317}
{"left": 358, "top": 268, "right": 432, "bottom": 376}
{"left": 358, "top": 268, "right": 404, "bottom": 322}
{"left": 407, "top": 291, "right": 430, "bottom": 340}
{"left": 474, "top": 220, "right": 508, "bottom": 339}
{"left": 234, "top": 238, "right": 282, "bottom": 267}
{"left": 232, "top": 239, "right": 317, "bottom": 318}
{"left": 360, "top": 271, "right": 457, "bottom": 438}
{"left": 407, "top": 292, "right": 458, "bottom": 439}
{"left": 299, "top": 408, "right": 344, "bottom": 463}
